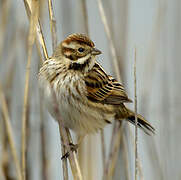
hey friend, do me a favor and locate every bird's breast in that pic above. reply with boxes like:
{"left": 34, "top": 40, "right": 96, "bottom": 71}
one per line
{"left": 39, "top": 65, "right": 114, "bottom": 135}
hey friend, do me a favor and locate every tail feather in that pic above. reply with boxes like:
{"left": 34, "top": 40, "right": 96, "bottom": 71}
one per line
{"left": 127, "top": 111, "right": 155, "bottom": 135}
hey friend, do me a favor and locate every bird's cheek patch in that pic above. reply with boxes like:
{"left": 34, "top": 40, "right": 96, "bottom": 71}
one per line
{"left": 64, "top": 50, "right": 76, "bottom": 61}
{"left": 64, "top": 50, "right": 72, "bottom": 57}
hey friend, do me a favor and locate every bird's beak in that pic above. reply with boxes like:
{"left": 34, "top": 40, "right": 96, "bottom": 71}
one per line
{"left": 91, "top": 48, "right": 102, "bottom": 55}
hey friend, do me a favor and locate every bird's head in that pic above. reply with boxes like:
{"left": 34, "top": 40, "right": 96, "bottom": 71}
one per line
{"left": 53, "top": 33, "right": 102, "bottom": 72}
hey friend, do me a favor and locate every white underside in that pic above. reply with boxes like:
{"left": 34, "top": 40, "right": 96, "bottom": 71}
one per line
{"left": 39, "top": 70, "right": 115, "bottom": 135}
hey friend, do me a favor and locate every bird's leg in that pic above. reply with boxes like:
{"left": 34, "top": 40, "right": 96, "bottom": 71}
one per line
{"left": 61, "top": 131, "right": 84, "bottom": 159}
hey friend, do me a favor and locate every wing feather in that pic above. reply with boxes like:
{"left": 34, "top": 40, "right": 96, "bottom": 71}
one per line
{"left": 85, "top": 63, "right": 132, "bottom": 105}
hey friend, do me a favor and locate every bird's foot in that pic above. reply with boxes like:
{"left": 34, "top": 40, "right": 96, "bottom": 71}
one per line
{"left": 61, "top": 143, "right": 78, "bottom": 160}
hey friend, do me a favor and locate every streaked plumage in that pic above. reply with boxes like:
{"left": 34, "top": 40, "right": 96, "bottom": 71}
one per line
{"left": 38, "top": 33, "right": 155, "bottom": 138}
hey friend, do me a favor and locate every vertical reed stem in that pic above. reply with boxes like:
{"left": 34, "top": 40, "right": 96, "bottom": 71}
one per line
{"left": 134, "top": 48, "right": 138, "bottom": 180}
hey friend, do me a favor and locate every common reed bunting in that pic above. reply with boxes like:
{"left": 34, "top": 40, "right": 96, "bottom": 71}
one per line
{"left": 38, "top": 33, "right": 155, "bottom": 149}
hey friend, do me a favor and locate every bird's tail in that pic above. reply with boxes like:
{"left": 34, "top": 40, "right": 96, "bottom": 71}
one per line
{"left": 126, "top": 109, "right": 155, "bottom": 135}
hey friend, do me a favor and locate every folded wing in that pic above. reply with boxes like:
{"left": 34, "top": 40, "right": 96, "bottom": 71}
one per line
{"left": 85, "top": 63, "right": 132, "bottom": 105}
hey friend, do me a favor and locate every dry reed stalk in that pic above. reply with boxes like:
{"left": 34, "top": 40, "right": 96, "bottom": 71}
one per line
{"left": 47, "top": 0, "right": 69, "bottom": 179}
{"left": 0, "top": 167, "right": 5, "bottom": 180}
{"left": 39, "top": 95, "right": 49, "bottom": 180}
{"left": 122, "top": 134, "right": 131, "bottom": 180}
{"left": 45, "top": 40, "right": 82, "bottom": 179}
{"left": 36, "top": 21, "right": 49, "bottom": 59}
{"left": 97, "top": 0, "right": 121, "bottom": 81}
{"left": 81, "top": 0, "right": 107, "bottom": 177}
{"left": 40, "top": 118, "right": 49, "bottom": 180}
{"left": 60, "top": 136, "right": 69, "bottom": 180}
{"left": 0, "top": 36, "right": 17, "bottom": 179}
{"left": 21, "top": 1, "right": 39, "bottom": 179}
{"left": 134, "top": 48, "right": 138, "bottom": 180}
{"left": 0, "top": 116, "right": 5, "bottom": 180}
{"left": 87, "top": 139, "right": 93, "bottom": 180}
{"left": 48, "top": 0, "right": 58, "bottom": 51}
{"left": 79, "top": 1, "right": 96, "bottom": 179}
{"left": 24, "top": 0, "right": 83, "bottom": 179}
{"left": 23, "top": 0, "right": 49, "bottom": 59}
{"left": 57, "top": 117, "right": 83, "bottom": 180}
{"left": 102, "top": 121, "right": 122, "bottom": 180}
{"left": 66, "top": 129, "right": 82, "bottom": 180}
{"left": 35, "top": 40, "right": 44, "bottom": 63}
{"left": 128, "top": 126, "right": 144, "bottom": 180}
{"left": 100, "top": 130, "right": 106, "bottom": 171}
{"left": 77, "top": 136, "right": 84, "bottom": 178}
{"left": 1, "top": 137, "right": 10, "bottom": 180}
{"left": 0, "top": 0, "right": 11, "bottom": 62}
{"left": 0, "top": 84, "right": 22, "bottom": 180}
{"left": 97, "top": 0, "right": 125, "bottom": 178}
{"left": 86, "top": 0, "right": 107, "bottom": 172}
{"left": 81, "top": 0, "right": 89, "bottom": 35}
{"left": 140, "top": 5, "right": 163, "bottom": 178}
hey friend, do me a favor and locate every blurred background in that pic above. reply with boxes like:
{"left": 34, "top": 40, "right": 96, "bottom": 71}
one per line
{"left": 0, "top": 0, "right": 181, "bottom": 179}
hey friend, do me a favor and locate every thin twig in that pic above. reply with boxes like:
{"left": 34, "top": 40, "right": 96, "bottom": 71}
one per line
{"left": 21, "top": 1, "right": 39, "bottom": 179}
{"left": 48, "top": 0, "right": 58, "bottom": 51}
{"left": 0, "top": 84, "right": 22, "bottom": 180}
{"left": 134, "top": 48, "right": 138, "bottom": 180}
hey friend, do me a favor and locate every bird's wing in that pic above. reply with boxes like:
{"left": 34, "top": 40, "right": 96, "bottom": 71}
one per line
{"left": 85, "top": 63, "right": 132, "bottom": 105}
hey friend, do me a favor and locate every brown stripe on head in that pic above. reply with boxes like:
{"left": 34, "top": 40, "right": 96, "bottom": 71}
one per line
{"left": 63, "top": 33, "right": 95, "bottom": 47}
{"left": 61, "top": 47, "right": 77, "bottom": 60}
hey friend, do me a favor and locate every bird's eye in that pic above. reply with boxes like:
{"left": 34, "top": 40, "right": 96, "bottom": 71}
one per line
{"left": 78, "top": 47, "right": 85, "bottom": 53}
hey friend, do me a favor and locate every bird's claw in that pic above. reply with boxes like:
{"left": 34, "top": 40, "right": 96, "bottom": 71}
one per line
{"left": 61, "top": 143, "right": 78, "bottom": 160}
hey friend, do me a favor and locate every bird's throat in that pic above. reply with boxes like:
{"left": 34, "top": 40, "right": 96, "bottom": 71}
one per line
{"left": 68, "top": 56, "right": 95, "bottom": 72}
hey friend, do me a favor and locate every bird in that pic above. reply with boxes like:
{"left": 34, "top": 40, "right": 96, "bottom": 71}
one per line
{"left": 38, "top": 33, "right": 155, "bottom": 151}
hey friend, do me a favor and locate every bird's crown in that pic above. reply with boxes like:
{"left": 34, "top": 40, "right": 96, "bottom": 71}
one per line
{"left": 63, "top": 33, "right": 95, "bottom": 47}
